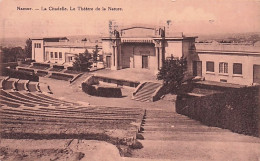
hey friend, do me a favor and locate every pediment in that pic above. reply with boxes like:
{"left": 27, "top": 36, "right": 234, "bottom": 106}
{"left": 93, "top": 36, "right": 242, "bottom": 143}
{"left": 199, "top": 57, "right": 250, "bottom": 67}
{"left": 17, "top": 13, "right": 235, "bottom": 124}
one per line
{"left": 120, "top": 27, "right": 158, "bottom": 38}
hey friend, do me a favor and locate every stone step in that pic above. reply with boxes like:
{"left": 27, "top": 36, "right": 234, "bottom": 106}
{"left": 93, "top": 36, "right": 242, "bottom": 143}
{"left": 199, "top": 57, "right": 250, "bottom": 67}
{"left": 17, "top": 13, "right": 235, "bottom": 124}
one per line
{"left": 130, "top": 140, "right": 260, "bottom": 161}
{"left": 140, "top": 84, "right": 160, "bottom": 90}
{"left": 133, "top": 95, "right": 152, "bottom": 102}
{"left": 142, "top": 126, "right": 226, "bottom": 133}
{"left": 134, "top": 88, "right": 158, "bottom": 97}
{"left": 139, "top": 131, "right": 260, "bottom": 143}
{"left": 134, "top": 89, "right": 157, "bottom": 98}
{"left": 133, "top": 82, "right": 161, "bottom": 102}
{"left": 142, "top": 122, "right": 208, "bottom": 127}
{"left": 144, "top": 118, "right": 199, "bottom": 123}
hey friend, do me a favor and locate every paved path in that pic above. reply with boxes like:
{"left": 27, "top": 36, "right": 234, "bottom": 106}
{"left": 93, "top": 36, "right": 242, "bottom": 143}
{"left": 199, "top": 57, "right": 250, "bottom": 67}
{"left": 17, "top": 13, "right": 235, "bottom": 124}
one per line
{"left": 124, "top": 109, "right": 260, "bottom": 161}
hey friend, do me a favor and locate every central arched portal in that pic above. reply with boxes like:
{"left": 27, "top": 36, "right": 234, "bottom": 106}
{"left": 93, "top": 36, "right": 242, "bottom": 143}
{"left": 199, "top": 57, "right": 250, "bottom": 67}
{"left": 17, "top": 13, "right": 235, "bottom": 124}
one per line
{"left": 120, "top": 43, "right": 155, "bottom": 69}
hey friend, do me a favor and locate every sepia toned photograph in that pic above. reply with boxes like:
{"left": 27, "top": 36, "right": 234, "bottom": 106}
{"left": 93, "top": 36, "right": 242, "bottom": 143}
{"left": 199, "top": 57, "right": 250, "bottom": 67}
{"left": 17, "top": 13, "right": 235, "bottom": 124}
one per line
{"left": 0, "top": 0, "right": 260, "bottom": 160}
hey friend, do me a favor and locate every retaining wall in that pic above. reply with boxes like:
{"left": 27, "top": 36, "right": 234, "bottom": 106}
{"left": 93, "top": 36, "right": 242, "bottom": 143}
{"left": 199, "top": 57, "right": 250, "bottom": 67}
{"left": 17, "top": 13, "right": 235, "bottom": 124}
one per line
{"left": 176, "top": 86, "right": 260, "bottom": 137}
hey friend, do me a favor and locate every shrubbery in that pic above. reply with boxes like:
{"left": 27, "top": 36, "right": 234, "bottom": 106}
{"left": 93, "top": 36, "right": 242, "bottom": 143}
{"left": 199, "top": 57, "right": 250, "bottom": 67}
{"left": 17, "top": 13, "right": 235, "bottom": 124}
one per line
{"left": 176, "top": 86, "right": 260, "bottom": 137}
{"left": 3, "top": 68, "right": 39, "bottom": 81}
{"left": 157, "top": 56, "right": 187, "bottom": 94}
{"left": 73, "top": 49, "right": 92, "bottom": 72}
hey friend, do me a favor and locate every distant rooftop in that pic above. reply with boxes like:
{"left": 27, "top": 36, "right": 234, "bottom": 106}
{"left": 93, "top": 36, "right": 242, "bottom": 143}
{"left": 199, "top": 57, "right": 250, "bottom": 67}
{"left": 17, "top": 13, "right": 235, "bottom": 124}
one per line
{"left": 32, "top": 37, "right": 68, "bottom": 42}
{"left": 196, "top": 43, "right": 260, "bottom": 54}
{"left": 44, "top": 41, "right": 102, "bottom": 48}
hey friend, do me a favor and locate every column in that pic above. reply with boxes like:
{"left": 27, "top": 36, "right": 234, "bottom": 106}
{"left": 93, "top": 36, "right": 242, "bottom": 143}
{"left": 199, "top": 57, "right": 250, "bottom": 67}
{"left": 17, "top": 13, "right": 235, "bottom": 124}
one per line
{"left": 113, "top": 46, "right": 115, "bottom": 66}
{"left": 155, "top": 47, "right": 159, "bottom": 70}
{"left": 114, "top": 46, "right": 118, "bottom": 69}
{"left": 159, "top": 47, "right": 163, "bottom": 69}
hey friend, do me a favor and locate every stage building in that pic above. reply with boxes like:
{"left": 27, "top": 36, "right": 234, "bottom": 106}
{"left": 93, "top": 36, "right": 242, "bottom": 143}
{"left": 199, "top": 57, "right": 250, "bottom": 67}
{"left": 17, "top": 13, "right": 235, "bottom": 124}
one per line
{"left": 30, "top": 26, "right": 260, "bottom": 86}
{"left": 101, "top": 26, "right": 197, "bottom": 76}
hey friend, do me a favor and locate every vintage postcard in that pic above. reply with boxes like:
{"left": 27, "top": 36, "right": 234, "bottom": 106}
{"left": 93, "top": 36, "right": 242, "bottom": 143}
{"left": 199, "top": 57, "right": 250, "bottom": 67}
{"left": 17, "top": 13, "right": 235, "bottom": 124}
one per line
{"left": 0, "top": 0, "right": 260, "bottom": 160}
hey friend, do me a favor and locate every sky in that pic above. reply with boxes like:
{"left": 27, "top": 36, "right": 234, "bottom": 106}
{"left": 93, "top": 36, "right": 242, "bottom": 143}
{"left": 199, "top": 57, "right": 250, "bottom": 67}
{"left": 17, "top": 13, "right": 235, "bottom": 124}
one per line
{"left": 0, "top": 0, "right": 260, "bottom": 38}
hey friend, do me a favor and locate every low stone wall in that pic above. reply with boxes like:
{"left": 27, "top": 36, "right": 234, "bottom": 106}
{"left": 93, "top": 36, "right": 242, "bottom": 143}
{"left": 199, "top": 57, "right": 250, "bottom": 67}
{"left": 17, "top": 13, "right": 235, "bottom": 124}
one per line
{"left": 82, "top": 76, "right": 122, "bottom": 98}
{"left": 49, "top": 73, "right": 74, "bottom": 81}
{"left": 176, "top": 86, "right": 260, "bottom": 137}
{"left": 95, "top": 75, "right": 139, "bottom": 88}
{"left": 96, "top": 86, "right": 122, "bottom": 98}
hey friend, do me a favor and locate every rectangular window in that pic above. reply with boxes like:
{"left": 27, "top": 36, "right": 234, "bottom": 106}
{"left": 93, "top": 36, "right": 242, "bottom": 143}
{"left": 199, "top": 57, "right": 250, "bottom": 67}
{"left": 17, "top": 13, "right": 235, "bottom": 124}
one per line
{"left": 55, "top": 52, "right": 58, "bottom": 58}
{"left": 50, "top": 52, "right": 53, "bottom": 58}
{"left": 219, "top": 62, "right": 228, "bottom": 73}
{"left": 59, "top": 52, "right": 62, "bottom": 59}
{"left": 206, "top": 61, "right": 214, "bottom": 72}
{"left": 39, "top": 43, "right": 41, "bottom": 48}
{"left": 34, "top": 43, "right": 37, "bottom": 48}
{"left": 233, "top": 63, "right": 242, "bottom": 74}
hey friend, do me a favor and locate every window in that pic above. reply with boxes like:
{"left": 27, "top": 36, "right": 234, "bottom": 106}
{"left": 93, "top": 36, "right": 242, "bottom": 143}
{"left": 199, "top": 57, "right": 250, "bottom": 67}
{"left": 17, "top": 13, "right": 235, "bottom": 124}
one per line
{"left": 233, "top": 63, "right": 242, "bottom": 74}
{"left": 59, "top": 52, "right": 62, "bottom": 59}
{"left": 69, "top": 57, "right": 73, "bottom": 62}
{"left": 55, "top": 52, "right": 58, "bottom": 58}
{"left": 219, "top": 62, "right": 228, "bottom": 73}
{"left": 50, "top": 52, "right": 53, "bottom": 58}
{"left": 34, "top": 43, "right": 41, "bottom": 48}
{"left": 45, "top": 51, "right": 49, "bottom": 60}
{"left": 206, "top": 61, "right": 214, "bottom": 72}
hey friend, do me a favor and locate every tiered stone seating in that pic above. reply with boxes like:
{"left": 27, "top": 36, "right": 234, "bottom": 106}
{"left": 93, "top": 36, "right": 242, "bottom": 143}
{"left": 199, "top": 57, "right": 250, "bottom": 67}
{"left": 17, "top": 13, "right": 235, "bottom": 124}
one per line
{"left": 0, "top": 103, "right": 145, "bottom": 147}
{"left": 27, "top": 81, "right": 40, "bottom": 92}
{"left": 49, "top": 73, "right": 74, "bottom": 81}
{"left": 30, "top": 63, "right": 51, "bottom": 70}
{"left": 17, "top": 68, "right": 35, "bottom": 74}
{"left": 36, "top": 70, "right": 48, "bottom": 77}
{"left": 49, "top": 65, "right": 65, "bottom": 72}
{"left": 2, "top": 78, "right": 18, "bottom": 90}
{"left": 0, "top": 90, "right": 49, "bottom": 107}
{"left": 64, "top": 70, "right": 81, "bottom": 74}
{"left": 16, "top": 79, "right": 29, "bottom": 91}
{"left": 15, "top": 64, "right": 82, "bottom": 83}
{"left": 0, "top": 76, "right": 8, "bottom": 89}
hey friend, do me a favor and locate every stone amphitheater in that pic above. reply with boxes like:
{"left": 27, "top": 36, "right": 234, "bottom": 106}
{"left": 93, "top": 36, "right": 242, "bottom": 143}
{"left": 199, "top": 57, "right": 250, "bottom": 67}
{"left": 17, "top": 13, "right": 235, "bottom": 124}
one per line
{"left": 0, "top": 66, "right": 260, "bottom": 161}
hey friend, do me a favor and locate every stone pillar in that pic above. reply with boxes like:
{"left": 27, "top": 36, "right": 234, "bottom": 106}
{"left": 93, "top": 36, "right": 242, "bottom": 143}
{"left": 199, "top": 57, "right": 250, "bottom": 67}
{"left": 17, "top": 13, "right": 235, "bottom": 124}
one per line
{"left": 155, "top": 47, "right": 159, "bottom": 70}
{"left": 111, "top": 45, "right": 118, "bottom": 70}
{"left": 113, "top": 46, "right": 115, "bottom": 66}
{"left": 114, "top": 46, "right": 118, "bottom": 69}
{"left": 159, "top": 47, "right": 164, "bottom": 69}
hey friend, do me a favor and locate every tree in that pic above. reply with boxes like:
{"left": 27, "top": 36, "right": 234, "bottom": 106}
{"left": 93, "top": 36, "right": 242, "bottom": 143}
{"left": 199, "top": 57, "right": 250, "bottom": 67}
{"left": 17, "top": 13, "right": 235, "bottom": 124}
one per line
{"left": 72, "top": 49, "right": 92, "bottom": 72}
{"left": 92, "top": 45, "right": 100, "bottom": 63}
{"left": 157, "top": 56, "right": 187, "bottom": 94}
{"left": 1, "top": 46, "right": 25, "bottom": 63}
{"left": 24, "top": 38, "right": 32, "bottom": 58}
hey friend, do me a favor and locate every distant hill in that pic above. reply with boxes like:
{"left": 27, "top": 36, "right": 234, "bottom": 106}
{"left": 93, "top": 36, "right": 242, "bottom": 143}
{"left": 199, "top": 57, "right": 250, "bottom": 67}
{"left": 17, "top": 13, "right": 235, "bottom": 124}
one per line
{"left": 195, "top": 32, "right": 260, "bottom": 43}
{"left": 0, "top": 35, "right": 102, "bottom": 48}
{"left": 0, "top": 37, "right": 28, "bottom": 48}
{"left": 1, "top": 32, "right": 259, "bottom": 48}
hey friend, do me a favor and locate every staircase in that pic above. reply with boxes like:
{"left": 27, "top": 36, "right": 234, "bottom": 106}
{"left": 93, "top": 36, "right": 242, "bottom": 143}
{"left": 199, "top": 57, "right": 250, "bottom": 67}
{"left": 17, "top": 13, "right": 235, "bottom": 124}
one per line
{"left": 132, "top": 82, "right": 162, "bottom": 102}
{"left": 125, "top": 109, "right": 260, "bottom": 161}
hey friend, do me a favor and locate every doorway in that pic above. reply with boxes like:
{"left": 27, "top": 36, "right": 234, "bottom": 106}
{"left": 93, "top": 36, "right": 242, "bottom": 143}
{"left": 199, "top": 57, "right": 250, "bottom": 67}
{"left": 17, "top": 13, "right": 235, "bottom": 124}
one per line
{"left": 106, "top": 56, "right": 111, "bottom": 68}
{"left": 253, "top": 65, "right": 260, "bottom": 84}
{"left": 142, "top": 56, "right": 148, "bottom": 69}
{"left": 193, "top": 61, "right": 202, "bottom": 76}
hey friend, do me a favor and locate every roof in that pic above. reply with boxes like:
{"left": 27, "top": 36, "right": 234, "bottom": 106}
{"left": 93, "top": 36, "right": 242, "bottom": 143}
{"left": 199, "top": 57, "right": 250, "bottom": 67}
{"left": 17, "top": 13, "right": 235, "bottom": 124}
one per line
{"left": 31, "top": 37, "right": 68, "bottom": 42}
{"left": 196, "top": 43, "right": 260, "bottom": 56}
{"left": 197, "top": 50, "right": 260, "bottom": 56}
{"left": 44, "top": 41, "right": 102, "bottom": 48}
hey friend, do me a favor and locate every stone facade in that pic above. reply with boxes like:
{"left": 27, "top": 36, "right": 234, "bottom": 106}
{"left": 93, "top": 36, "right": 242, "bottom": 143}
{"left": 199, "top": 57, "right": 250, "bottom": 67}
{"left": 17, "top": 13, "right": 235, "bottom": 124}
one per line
{"left": 101, "top": 26, "right": 197, "bottom": 75}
